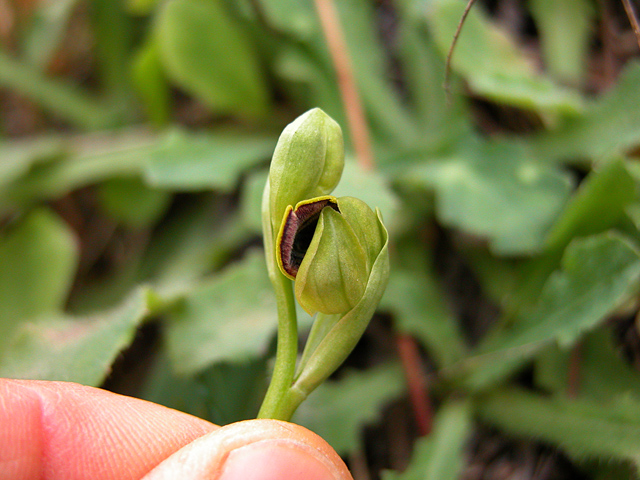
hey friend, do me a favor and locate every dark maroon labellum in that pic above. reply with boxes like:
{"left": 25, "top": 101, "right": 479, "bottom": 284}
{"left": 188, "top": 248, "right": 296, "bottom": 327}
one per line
{"left": 278, "top": 197, "right": 340, "bottom": 278}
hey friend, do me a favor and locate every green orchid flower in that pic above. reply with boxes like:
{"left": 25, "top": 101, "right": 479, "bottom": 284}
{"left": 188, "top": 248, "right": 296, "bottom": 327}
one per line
{"left": 258, "top": 108, "right": 389, "bottom": 421}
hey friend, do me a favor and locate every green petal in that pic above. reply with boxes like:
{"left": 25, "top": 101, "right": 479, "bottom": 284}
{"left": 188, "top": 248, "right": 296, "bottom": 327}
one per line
{"left": 295, "top": 207, "right": 369, "bottom": 315}
{"left": 337, "top": 196, "right": 383, "bottom": 270}
{"left": 268, "top": 108, "right": 344, "bottom": 230}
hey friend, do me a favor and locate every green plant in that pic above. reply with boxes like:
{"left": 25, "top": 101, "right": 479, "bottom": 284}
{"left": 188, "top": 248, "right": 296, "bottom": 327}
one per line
{"left": 2, "top": 0, "right": 640, "bottom": 477}
{"left": 258, "top": 108, "right": 389, "bottom": 420}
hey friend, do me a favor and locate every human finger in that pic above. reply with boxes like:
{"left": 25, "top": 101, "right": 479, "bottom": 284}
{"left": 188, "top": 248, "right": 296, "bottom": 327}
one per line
{"left": 0, "top": 379, "right": 217, "bottom": 480}
{"left": 143, "top": 418, "right": 353, "bottom": 480}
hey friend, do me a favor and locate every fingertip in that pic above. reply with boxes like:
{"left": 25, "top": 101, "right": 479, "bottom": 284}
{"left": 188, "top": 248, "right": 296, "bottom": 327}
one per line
{"left": 0, "top": 379, "right": 217, "bottom": 480}
{"left": 218, "top": 440, "right": 339, "bottom": 480}
{"left": 143, "top": 419, "right": 353, "bottom": 480}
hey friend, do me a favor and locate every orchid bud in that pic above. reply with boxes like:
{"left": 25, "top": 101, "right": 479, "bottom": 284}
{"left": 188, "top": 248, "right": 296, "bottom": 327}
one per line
{"left": 276, "top": 196, "right": 388, "bottom": 316}
{"left": 267, "top": 108, "right": 344, "bottom": 232}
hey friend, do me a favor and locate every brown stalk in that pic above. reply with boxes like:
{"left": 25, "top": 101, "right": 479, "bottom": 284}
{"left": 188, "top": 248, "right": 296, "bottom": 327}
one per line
{"left": 313, "top": 0, "right": 375, "bottom": 171}
{"left": 396, "top": 334, "right": 433, "bottom": 436}
{"left": 622, "top": 0, "right": 640, "bottom": 51}
{"left": 567, "top": 342, "right": 582, "bottom": 398}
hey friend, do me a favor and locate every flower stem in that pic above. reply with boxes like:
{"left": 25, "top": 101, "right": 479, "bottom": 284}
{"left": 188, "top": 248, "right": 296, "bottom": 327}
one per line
{"left": 257, "top": 268, "right": 299, "bottom": 420}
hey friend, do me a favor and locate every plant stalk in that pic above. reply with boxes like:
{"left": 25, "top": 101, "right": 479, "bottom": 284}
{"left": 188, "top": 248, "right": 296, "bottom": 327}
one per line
{"left": 257, "top": 268, "right": 299, "bottom": 420}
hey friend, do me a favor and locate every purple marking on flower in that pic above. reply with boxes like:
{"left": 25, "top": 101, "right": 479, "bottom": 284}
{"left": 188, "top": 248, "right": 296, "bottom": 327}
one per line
{"left": 279, "top": 198, "right": 340, "bottom": 277}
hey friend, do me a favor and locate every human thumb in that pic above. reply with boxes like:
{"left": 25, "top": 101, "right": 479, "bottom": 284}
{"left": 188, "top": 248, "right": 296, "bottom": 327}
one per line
{"left": 142, "top": 419, "right": 353, "bottom": 480}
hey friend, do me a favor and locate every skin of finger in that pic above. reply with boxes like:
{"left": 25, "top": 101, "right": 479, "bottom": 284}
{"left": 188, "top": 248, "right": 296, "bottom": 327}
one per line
{"left": 0, "top": 379, "right": 217, "bottom": 480}
{"left": 142, "top": 419, "right": 354, "bottom": 480}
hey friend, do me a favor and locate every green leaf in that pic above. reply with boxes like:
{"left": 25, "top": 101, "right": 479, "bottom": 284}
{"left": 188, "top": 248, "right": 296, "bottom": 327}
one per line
{"left": 141, "top": 202, "right": 252, "bottom": 298}
{"left": 144, "top": 129, "right": 276, "bottom": 192}
{"left": 535, "top": 329, "right": 640, "bottom": 402}
{"left": 0, "top": 49, "right": 117, "bottom": 130}
{"left": 0, "top": 130, "right": 156, "bottom": 211}
{"left": 395, "top": 5, "right": 472, "bottom": 149}
{"left": 532, "top": 62, "right": 640, "bottom": 164}
{"left": 332, "top": 160, "right": 401, "bottom": 232}
{"left": 509, "top": 159, "right": 637, "bottom": 311}
{"left": 382, "top": 269, "right": 467, "bottom": 369}
{"left": 405, "top": 140, "right": 573, "bottom": 255}
{"left": 0, "top": 128, "right": 275, "bottom": 213}
{"left": 293, "top": 362, "right": 406, "bottom": 455}
{"left": 0, "top": 208, "right": 77, "bottom": 341}
{"left": 456, "top": 233, "right": 640, "bottom": 390}
{"left": 142, "top": 353, "right": 267, "bottom": 426}
{"left": 478, "top": 387, "right": 640, "bottom": 468}
{"left": 155, "top": 0, "right": 270, "bottom": 118}
{"left": 0, "top": 288, "right": 149, "bottom": 386}
{"left": 426, "top": 0, "right": 583, "bottom": 115}
{"left": 529, "top": 0, "right": 594, "bottom": 87}
{"left": 98, "top": 176, "right": 172, "bottom": 228}
{"left": 545, "top": 160, "right": 636, "bottom": 250}
{"left": 163, "top": 249, "right": 277, "bottom": 374}
{"left": 382, "top": 399, "right": 473, "bottom": 480}
{"left": 0, "top": 136, "right": 64, "bottom": 190}
{"left": 130, "top": 39, "right": 172, "bottom": 126}
{"left": 21, "top": 0, "right": 80, "bottom": 70}
{"left": 240, "top": 169, "right": 268, "bottom": 234}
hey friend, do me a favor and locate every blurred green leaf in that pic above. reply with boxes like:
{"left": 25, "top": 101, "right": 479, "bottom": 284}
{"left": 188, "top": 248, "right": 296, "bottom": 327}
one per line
{"left": 545, "top": 160, "right": 636, "bottom": 250}
{"left": 0, "top": 49, "right": 117, "bottom": 130}
{"left": 334, "top": 0, "right": 420, "bottom": 147}
{"left": 91, "top": 0, "right": 134, "bottom": 104}
{"left": 532, "top": 62, "right": 640, "bottom": 164}
{"left": 0, "top": 208, "right": 77, "bottom": 341}
{"left": 0, "top": 130, "right": 155, "bottom": 211}
{"left": 257, "top": 0, "right": 317, "bottom": 39}
{"left": 240, "top": 169, "right": 268, "bottom": 234}
{"left": 293, "top": 362, "right": 406, "bottom": 455}
{"left": 126, "top": 0, "right": 159, "bottom": 15}
{"left": 510, "top": 159, "right": 637, "bottom": 311}
{"left": 405, "top": 140, "right": 573, "bottom": 255}
{"left": 535, "top": 329, "right": 640, "bottom": 402}
{"left": 396, "top": 4, "right": 472, "bottom": 150}
{"left": 529, "top": 0, "right": 594, "bottom": 87}
{"left": 0, "top": 136, "right": 64, "bottom": 190}
{"left": 143, "top": 204, "right": 252, "bottom": 298}
{"left": 0, "top": 128, "right": 275, "bottom": 213}
{"left": 164, "top": 249, "right": 277, "bottom": 374}
{"left": 382, "top": 268, "right": 466, "bottom": 369}
{"left": 98, "top": 176, "right": 172, "bottom": 228}
{"left": 131, "top": 40, "right": 172, "bottom": 126}
{"left": 382, "top": 399, "right": 473, "bottom": 480}
{"left": 21, "top": 0, "right": 79, "bottom": 70}
{"left": 426, "top": 0, "right": 583, "bottom": 115}
{"left": 0, "top": 288, "right": 148, "bottom": 386}
{"left": 332, "top": 160, "right": 401, "bottom": 231}
{"left": 142, "top": 353, "right": 267, "bottom": 426}
{"left": 478, "top": 387, "right": 640, "bottom": 468}
{"left": 144, "top": 129, "right": 275, "bottom": 192}
{"left": 155, "top": 0, "right": 270, "bottom": 118}
{"left": 456, "top": 233, "right": 640, "bottom": 390}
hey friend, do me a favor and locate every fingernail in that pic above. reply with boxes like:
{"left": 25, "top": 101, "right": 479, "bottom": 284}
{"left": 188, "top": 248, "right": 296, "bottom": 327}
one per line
{"left": 218, "top": 439, "right": 339, "bottom": 480}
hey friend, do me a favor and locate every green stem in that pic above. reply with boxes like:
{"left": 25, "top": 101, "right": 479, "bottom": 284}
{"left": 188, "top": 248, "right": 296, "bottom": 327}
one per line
{"left": 257, "top": 268, "right": 299, "bottom": 420}
{"left": 296, "top": 312, "right": 341, "bottom": 378}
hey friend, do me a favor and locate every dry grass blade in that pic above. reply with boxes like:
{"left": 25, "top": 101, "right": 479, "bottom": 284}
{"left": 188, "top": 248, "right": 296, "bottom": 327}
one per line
{"left": 314, "top": 0, "right": 375, "bottom": 171}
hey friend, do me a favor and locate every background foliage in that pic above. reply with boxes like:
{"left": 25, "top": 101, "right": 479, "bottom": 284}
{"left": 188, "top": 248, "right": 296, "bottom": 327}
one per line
{"left": 2, "top": 0, "right": 640, "bottom": 478}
